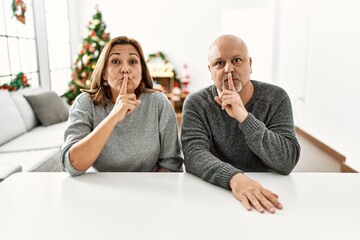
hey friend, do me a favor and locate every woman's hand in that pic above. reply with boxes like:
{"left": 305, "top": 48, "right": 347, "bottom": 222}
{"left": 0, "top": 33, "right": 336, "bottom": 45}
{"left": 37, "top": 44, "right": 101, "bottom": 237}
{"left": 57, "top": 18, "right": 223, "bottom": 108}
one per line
{"left": 110, "top": 74, "right": 141, "bottom": 122}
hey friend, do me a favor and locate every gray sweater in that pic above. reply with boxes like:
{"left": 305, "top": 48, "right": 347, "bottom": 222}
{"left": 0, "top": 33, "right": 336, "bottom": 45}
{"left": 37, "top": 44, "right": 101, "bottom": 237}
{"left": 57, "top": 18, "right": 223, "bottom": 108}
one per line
{"left": 60, "top": 91, "right": 183, "bottom": 176}
{"left": 181, "top": 80, "right": 300, "bottom": 189}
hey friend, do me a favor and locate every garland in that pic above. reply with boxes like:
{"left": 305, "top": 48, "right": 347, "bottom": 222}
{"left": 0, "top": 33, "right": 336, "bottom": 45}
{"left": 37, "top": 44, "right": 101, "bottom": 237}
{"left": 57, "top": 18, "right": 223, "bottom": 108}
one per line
{"left": 0, "top": 72, "right": 30, "bottom": 91}
{"left": 147, "top": 51, "right": 181, "bottom": 88}
{"left": 147, "top": 51, "right": 174, "bottom": 77}
{"left": 12, "top": 0, "right": 26, "bottom": 24}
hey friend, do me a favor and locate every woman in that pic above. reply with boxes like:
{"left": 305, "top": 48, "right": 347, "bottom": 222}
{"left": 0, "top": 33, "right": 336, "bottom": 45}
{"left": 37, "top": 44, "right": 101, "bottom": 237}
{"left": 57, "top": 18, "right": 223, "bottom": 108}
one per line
{"left": 60, "top": 36, "right": 183, "bottom": 176}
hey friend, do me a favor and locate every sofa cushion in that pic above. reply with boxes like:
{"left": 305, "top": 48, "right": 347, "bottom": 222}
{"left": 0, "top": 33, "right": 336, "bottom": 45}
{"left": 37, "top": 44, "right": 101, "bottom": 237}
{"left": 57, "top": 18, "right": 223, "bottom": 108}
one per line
{"left": 24, "top": 92, "right": 69, "bottom": 126}
{"left": 10, "top": 87, "right": 46, "bottom": 131}
{"left": 0, "top": 90, "right": 27, "bottom": 145}
{"left": 0, "top": 148, "right": 60, "bottom": 172}
{"left": 0, "top": 121, "right": 67, "bottom": 153}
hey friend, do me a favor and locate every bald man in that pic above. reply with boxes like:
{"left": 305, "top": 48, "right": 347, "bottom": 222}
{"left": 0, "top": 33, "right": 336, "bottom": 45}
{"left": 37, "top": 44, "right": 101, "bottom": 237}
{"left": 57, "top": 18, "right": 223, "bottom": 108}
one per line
{"left": 181, "top": 35, "right": 300, "bottom": 214}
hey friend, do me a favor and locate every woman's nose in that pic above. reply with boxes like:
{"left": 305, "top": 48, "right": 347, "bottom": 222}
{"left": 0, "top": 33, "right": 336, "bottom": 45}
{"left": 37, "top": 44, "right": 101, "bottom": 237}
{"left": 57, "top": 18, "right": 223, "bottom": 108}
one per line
{"left": 121, "top": 66, "right": 129, "bottom": 74}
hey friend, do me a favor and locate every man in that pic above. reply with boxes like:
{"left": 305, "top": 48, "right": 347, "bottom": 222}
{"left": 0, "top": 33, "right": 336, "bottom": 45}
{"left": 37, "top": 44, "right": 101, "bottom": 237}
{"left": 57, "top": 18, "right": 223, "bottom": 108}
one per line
{"left": 181, "top": 34, "right": 300, "bottom": 214}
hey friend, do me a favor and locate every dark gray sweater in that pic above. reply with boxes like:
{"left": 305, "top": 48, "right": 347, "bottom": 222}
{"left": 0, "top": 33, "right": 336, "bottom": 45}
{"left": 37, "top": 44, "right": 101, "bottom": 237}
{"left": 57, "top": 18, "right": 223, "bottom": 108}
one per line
{"left": 181, "top": 80, "right": 300, "bottom": 189}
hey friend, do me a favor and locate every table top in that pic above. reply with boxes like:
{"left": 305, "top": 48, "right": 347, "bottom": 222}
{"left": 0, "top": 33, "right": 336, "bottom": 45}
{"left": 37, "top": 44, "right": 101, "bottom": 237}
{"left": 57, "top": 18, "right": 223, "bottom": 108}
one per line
{"left": 0, "top": 172, "right": 359, "bottom": 240}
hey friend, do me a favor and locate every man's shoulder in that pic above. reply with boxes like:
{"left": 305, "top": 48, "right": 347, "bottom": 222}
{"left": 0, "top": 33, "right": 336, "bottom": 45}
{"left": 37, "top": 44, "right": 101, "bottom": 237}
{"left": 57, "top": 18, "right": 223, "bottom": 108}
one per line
{"left": 185, "top": 85, "right": 214, "bottom": 105}
{"left": 253, "top": 80, "right": 289, "bottom": 101}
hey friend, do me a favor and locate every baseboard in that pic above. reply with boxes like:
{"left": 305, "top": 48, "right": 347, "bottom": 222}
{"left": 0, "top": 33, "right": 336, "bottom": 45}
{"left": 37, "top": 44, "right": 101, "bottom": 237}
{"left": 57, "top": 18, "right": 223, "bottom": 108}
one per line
{"left": 295, "top": 126, "right": 346, "bottom": 164}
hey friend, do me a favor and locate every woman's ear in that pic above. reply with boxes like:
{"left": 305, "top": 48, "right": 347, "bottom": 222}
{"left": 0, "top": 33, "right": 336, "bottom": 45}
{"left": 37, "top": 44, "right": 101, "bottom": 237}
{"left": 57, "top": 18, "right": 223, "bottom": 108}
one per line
{"left": 102, "top": 71, "right": 107, "bottom": 80}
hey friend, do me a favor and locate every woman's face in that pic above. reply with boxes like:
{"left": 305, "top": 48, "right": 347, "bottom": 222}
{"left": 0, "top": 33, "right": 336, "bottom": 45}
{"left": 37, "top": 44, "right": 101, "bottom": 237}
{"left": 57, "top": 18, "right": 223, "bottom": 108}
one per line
{"left": 103, "top": 44, "right": 142, "bottom": 99}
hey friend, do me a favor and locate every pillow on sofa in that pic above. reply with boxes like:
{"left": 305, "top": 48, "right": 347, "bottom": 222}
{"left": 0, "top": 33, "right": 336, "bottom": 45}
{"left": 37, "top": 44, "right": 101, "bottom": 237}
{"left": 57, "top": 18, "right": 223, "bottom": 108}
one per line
{"left": 0, "top": 90, "right": 27, "bottom": 145}
{"left": 24, "top": 92, "right": 69, "bottom": 126}
{"left": 10, "top": 87, "right": 46, "bottom": 131}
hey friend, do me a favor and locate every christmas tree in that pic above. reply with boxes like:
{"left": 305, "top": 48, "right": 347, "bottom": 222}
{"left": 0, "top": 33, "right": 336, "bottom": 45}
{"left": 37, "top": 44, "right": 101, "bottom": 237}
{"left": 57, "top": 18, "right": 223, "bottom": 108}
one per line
{"left": 62, "top": 6, "right": 110, "bottom": 104}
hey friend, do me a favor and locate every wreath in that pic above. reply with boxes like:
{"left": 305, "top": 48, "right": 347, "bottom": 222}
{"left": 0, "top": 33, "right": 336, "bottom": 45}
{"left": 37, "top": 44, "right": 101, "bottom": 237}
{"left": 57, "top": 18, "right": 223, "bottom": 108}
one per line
{"left": 12, "top": 0, "right": 26, "bottom": 24}
{"left": 0, "top": 72, "right": 30, "bottom": 91}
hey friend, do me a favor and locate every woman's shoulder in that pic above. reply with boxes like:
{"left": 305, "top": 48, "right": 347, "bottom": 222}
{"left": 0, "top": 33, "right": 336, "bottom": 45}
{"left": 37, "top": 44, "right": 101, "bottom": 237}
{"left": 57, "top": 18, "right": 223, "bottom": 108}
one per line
{"left": 73, "top": 92, "right": 91, "bottom": 103}
{"left": 141, "top": 90, "right": 169, "bottom": 103}
{"left": 71, "top": 92, "right": 93, "bottom": 109}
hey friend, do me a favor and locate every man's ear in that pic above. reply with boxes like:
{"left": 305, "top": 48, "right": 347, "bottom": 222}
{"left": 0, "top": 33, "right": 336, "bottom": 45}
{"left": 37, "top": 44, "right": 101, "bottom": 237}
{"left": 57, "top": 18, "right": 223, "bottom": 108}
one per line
{"left": 249, "top": 57, "right": 252, "bottom": 73}
{"left": 208, "top": 65, "right": 213, "bottom": 79}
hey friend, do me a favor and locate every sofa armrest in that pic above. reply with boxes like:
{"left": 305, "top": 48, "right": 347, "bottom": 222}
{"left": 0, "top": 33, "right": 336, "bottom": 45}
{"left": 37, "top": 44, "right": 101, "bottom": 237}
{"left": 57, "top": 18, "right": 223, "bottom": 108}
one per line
{"left": 0, "top": 164, "right": 22, "bottom": 182}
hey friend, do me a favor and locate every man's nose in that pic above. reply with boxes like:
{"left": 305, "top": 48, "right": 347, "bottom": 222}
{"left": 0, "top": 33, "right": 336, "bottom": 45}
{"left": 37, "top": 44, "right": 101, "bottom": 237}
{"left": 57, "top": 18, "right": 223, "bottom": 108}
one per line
{"left": 224, "top": 63, "right": 234, "bottom": 74}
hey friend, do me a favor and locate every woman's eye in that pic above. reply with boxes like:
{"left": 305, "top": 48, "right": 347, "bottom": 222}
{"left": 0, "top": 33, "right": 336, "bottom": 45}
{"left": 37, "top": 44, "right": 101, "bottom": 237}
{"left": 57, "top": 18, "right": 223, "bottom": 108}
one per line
{"left": 111, "top": 59, "right": 120, "bottom": 64}
{"left": 129, "top": 59, "right": 138, "bottom": 65}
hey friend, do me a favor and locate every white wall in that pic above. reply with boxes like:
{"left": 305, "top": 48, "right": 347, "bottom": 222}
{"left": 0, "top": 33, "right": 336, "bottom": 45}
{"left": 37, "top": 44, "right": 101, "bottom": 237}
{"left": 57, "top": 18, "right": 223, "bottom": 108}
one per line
{"left": 276, "top": 0, "right": 360, "bottom": 170}
{"left": 71, "top": 0, "right": 270, "bottom": 91}
{"left": 221, "top": 7, "right": 274, "bottom": 84}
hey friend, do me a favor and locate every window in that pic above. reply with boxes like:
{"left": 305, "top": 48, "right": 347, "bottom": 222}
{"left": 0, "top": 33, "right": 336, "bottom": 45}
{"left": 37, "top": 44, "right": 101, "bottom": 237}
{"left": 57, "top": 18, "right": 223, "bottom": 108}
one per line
{"left": 0, "top": 0, "right": 71, "bottom": 94}
{"left": 0, "top": 0, "right": 39, "bottom": 87}
{"left": 44, "top": 0, "right": 71, "bottom": 95}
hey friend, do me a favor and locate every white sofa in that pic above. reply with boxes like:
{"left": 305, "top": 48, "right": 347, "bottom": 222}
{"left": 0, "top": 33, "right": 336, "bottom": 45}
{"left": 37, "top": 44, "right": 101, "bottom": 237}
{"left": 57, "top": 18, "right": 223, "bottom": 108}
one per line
{"left": 0, "top": 88, "right": 69, "bottom": 181}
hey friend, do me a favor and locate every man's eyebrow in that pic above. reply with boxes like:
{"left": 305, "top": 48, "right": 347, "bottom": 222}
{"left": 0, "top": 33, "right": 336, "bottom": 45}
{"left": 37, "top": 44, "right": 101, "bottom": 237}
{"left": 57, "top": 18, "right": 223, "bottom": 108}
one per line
{"left": 213, "top": 58, "right": 223, "bottom": 61}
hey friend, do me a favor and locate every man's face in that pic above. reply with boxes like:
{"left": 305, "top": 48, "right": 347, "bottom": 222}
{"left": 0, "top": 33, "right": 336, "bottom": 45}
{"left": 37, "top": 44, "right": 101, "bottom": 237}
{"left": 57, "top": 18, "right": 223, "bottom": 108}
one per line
{"left": 208, "top": 37, "right": 252, "bottom": 93}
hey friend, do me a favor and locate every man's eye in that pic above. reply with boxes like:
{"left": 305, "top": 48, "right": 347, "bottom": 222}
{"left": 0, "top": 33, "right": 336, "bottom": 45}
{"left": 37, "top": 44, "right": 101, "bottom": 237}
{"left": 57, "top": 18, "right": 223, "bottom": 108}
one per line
{"left": 215, "top": 61, "right": 224, "bottom": 66}
{"left": 233, "top": 58, "right": 242, "bottom": 63}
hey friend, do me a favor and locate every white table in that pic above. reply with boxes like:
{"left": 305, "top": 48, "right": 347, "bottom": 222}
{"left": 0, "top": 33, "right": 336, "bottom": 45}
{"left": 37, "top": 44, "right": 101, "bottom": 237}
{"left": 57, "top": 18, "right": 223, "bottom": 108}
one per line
{"left": 0, "top": 172, "right": 359, "bottom": 240}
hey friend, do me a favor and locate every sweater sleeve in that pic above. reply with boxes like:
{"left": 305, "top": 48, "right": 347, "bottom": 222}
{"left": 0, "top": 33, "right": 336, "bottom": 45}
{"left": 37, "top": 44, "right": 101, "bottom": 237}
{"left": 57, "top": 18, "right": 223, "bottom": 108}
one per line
{"left": 59, "top": 94, "right": 92, "bottom": 176}
{"left": 239, "top": 93, "right": 300, "bottom": 175}
{"left": 181, "top": 97, "right": 242, "bottom": 189}
{"left": 157, "top": 94, "right": 184, "bottom": 172}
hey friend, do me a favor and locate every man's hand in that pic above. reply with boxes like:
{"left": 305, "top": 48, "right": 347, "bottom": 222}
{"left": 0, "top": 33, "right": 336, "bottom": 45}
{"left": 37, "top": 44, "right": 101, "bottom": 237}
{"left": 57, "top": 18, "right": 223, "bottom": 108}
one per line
{"left": 157, "top": 167, "right": 170, "bottom": 172}
{"left": 230, "top": 173, "right": 283, "bottom": 214}
{"left": 214, "top": 73, "right": 248, "bottom": 122}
